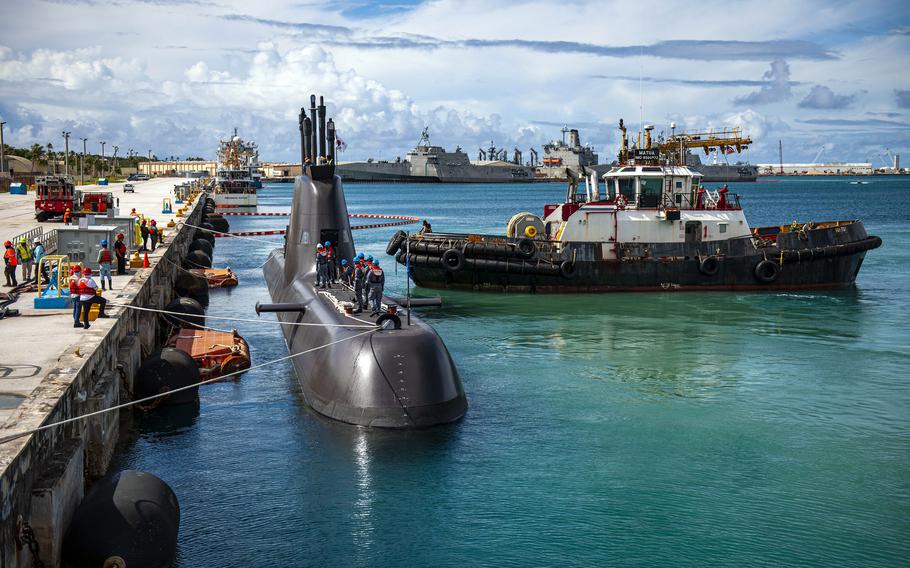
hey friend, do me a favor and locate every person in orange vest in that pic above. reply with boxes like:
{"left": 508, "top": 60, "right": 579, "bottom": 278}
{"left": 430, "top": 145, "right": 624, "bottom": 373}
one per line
{"left": 97, "top": 239, "right": 113, "bottom": 290}
{"left": 78, "top": 267, "right": 109, "bottom": 329}
{"left": 69, "top": 265, "right": 83, "bottom": 327}
{"left": 3, "top": 241, "right": 18, "bottom": 287}
{"left": 63, "top": 207, "right": 71, "bottom": 224}
{"left": 114, "top": 232, "right": 128, "bottom": 275}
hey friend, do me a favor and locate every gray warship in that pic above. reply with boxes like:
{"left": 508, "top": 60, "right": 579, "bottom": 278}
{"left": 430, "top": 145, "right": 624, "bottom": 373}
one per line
{"left": 686, "top": 152, "right": 758, "bottom": 182}
{"left": 260, "top": 95, "right": 467, "bottom": 428}
{"left": 337, "top": 128, "right": 534, "bottom": 183}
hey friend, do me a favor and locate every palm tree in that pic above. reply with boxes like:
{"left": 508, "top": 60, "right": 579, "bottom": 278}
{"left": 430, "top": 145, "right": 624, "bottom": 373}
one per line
{"left": 28, "top": 144, "right": 43, "bottom": 173}
{"left": 46, "top": 142, "right": 55, "bottom": 174}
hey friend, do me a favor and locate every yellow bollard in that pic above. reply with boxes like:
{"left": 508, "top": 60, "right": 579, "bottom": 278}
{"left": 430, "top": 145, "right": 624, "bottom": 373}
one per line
{"left": 129, "top": 251, "right": 142, "bottom": 268}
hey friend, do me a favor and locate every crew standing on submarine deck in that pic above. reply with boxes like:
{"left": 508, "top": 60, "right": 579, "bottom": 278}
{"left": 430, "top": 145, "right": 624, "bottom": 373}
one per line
{"left": 366, "top": 259, "right": 385, "bottom": 316}
{"left": 315, "top": 243, "right": 330, "bottom": 288}
{"left": 353, "top": 256, "right": 366, "bottom": 311}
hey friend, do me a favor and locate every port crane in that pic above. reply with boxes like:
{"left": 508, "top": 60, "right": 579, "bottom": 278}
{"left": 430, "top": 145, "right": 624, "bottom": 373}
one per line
{"left": 618, "top": 119, "right": 752, "bottom": 164}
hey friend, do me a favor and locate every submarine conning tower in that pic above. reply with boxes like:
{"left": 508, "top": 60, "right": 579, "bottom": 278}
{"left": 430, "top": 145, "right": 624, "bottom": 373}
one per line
{"left": 262, "top": 94, "right": 467, "bottom": 428}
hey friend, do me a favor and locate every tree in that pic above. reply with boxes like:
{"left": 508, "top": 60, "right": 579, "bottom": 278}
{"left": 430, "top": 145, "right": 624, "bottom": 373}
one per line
{"left": 28, "top": 144, "right": 43, "bottom": 173}
{"left": 46, "top": 142, "right": 54, "bottom": 174}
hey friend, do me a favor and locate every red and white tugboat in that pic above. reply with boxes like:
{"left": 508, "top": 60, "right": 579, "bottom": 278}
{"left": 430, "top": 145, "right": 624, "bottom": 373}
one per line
{"left": 388, "top": 120, "right": 882, "bottom": 292}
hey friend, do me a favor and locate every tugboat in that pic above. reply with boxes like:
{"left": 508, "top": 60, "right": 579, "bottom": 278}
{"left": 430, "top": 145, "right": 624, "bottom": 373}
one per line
{"left": 213, "top": 129, "right": 259, "bottom": 208}
{"left": 260, "top": 95, "right": 466, "bottom": 428}
{"left": 389, "top": 120, "right": 882, "bottom": 292}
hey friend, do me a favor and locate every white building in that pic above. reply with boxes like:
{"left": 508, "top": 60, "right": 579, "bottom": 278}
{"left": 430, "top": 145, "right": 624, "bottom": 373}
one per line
{"left": 757, "top": 163, "right": 874, "bottom": 175}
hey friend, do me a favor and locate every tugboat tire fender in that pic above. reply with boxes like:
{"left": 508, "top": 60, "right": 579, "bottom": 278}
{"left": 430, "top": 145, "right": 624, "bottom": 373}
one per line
{"left": 699, "top": 255, "right": 720, "bottom": 276}
{"left": 515, "top": 237, "right": 537, "bottom": 259}
{"left": 386, "top": 230, "right": 407, "bottom": 256}
{"left": 754, "top": 259, "right": 779, "bottom": 283}
{"left": 559, "top": 260, "right": 577, "bottom": 279}
{"left": 441, "top": 248, "right": 464, "bottom": 271}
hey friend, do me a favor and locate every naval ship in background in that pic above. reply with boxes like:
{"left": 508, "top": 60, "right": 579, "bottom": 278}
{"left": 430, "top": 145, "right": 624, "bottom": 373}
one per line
{"left": 687, "top": 151, "right": 758, "bottom": 182}
{"left": 212, "top": 129, "right": 260, "bottom": 207}
{"left": 337, "top": 129, "right": 534, "bottom": 183}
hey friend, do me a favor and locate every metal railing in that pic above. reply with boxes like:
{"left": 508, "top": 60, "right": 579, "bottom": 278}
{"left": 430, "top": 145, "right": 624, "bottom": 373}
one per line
{"left": 7, "top": 226, "right": 58, "bottom": 254}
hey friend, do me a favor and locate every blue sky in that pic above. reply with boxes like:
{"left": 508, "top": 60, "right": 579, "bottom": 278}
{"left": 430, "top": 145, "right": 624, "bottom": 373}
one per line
{"left": 0, "top": 0, "right": 908, "bottom": 165}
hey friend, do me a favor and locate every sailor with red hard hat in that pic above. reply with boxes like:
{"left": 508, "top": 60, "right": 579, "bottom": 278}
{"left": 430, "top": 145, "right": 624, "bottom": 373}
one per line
{"left": 69, "top": 265, "right": 83, "bottom": 327}
{"left": 3, "top": 240, "right": 18, "bottom": 287}
{"left": 366, "top": 259, "right": 385, "bottom": 316}
{"left": 77, "top": 266, "right": 109, "bottom": 329}
{"left": 114, "top": 232, "right": 128, "bottom": 275}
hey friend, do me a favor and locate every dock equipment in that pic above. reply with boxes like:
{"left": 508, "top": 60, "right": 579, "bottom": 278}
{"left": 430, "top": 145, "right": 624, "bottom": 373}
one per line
{"left": 166, "top": 328, "right": 252, "bottom": 380}
{"left": 33, "top": 255, "right": 73, "bottom": 309}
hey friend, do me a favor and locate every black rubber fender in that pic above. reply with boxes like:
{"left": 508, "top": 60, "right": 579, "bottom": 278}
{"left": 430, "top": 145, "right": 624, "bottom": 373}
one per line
{"left": 63, "top": 470, "right": 180, "bottom": 568}
{"left": 184, "top": 249, "right": 213, "bottom": 269}
{"left": 754, "top": 259, "right": 780, "bottom": 283}
{"left": 515, "top": 237, "right": 537, "bottom": 259}
{"left": 135, "top": 348, "right": 200, "bottom": 405}
{"left": 441, "top": 248, "right": 465, "bottom": 271}
{"left": 559, "top": 260, "right": 577, "bottom": 279}
{"left": 386, "top": 230, "right": 407, "bottom": 256}
{"left": 174, "top": 271, "right": 209, "bottom": 307}
{"left": 163, "top": 297, "right": 205, "bottom": 329}
{"left": 188, "top": 238, "right": 214, "bottom": 259}
{"left": 699, "top": 255, "right": 720, "bottom": 276}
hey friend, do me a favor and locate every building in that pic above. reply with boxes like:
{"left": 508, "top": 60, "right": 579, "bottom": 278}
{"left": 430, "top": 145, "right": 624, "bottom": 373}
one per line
{"left": 139, "top": 160, "right": 218, "bottom": 177}
{"left": 261, "top": 163, "right": 302, "bottom": 179}
{"left": 757, "top": 163, "right": 874, "bottom": 176}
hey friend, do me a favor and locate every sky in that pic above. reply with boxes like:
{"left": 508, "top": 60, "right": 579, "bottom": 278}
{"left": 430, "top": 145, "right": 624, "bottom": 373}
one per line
{"left": 0, "top": 0, "right": 908, "bottom": 165}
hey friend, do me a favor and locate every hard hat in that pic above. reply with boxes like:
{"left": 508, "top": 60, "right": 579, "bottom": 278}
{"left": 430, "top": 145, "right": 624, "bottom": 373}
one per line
{"left": 357, "top": 252, "right": 364, "bottom": 259}
{"left": 3, "top": 241, "right": 11, "bottom": 247}
{"left": 83, "top": 267, "right": 92, "bottom": 275}
{"left": 101, "top": 240, "right": 108, "bottom": 247}
{"left": 366, "top": 255, "right": 373, "bottom": 261}
{"left": 66, "top": 208, "right": 71, "bottom": 211}
{"left": 341, "top": 259, "right": 347, "bottom": 265}
{"left": 71, "top": 266, "right": 81, "bottom": 274}
{"left": 324, "top": 241, "right": 331, "bottom": 246}
{"left": 33, "top": 237, "right": 40, "bottom": 243}
{"left": 117, "top": 232, "right": 124, "bottom": 238}
{"left": 316, "top": 243, "right": 324, "bottom": 249}
{"left": 373, "top": 259, "right": 380, "bottom": 266}
{"left": 20, "top": 237, "right": 27, "bottom": 243}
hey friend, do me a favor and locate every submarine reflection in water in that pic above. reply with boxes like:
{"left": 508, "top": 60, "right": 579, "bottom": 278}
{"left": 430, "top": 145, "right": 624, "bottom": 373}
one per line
{"left": 260, "top": 96, "right": 467, "bottom": 428}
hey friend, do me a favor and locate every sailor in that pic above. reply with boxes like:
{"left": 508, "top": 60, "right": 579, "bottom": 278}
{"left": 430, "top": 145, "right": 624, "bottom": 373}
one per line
{"left": 3, "top": 241, "right": 18, "bottom": 287}
{"left": 97, "top": 240, "right": 113, "bottom": 290}
{"left": 366, "top": 259, "right": 385, "bottom": 316}
{"left": 16, "top": 237, "right": 33, "bottom": 283}
{"left": 68, "top": 265, "right": 82, "bottom": 327}
{"left": 418, "top": 219, "right": 432, "bottom": 234}
{"left": 340, "top": 258, "right": 351, "bottom": 285}
{"left": 78, "top": 267, "right": 109, "bottom": 329}
{"left": 353, "top": 259, "right": 366, "bottom": 311}
{"left": 315, "top": 243, "right": 329, "bottom": 288}
{"left": 139, "top": 219, "right": 149, "bottom": 252}
{"left": 324, "top": 240, "right": 337, "bottom": 283}
{"left": 362, "top": 255, "right": 374, "bottom": 306}
{"left": 149, "top": 220, "right": 159, "bottom": 251}
{"left": 114, "top": 232, "right": 128, "bottom": 275}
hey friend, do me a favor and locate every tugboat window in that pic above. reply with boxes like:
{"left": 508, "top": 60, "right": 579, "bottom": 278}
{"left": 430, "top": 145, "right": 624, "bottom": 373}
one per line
{"left": 617, "top": 177, "right": 635, "bottom": 202}
{"left": 639, "top": 177, "right": 663, "bottom": 208}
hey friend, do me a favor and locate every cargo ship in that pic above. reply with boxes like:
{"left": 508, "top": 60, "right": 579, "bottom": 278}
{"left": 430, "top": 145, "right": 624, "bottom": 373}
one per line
{"left": 337, "top": 128, "right": 534, "bottom": 183}
{"left": 389, "top": 120, "right": 881, "bottom": 293}
{"left": 213, "top": 129, "right": 259, "bottom": 208}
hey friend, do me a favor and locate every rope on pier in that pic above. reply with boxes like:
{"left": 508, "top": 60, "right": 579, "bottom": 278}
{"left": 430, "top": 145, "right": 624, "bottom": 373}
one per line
{"left": 0, "top": 329, "right": 376, "bottom": 446}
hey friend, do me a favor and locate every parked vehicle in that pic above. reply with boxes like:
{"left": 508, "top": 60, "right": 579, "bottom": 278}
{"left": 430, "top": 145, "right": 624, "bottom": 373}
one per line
{"left": 124, "top": 183, "right": 136, "bottom": 193}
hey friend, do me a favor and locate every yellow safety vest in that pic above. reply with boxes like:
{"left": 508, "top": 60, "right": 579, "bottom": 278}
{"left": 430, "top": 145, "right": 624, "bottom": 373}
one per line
{"left": 16, "top": 243, "right": 31, "bottom": 260}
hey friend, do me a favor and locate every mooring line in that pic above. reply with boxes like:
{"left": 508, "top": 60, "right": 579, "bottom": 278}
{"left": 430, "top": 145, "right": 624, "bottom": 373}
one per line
{"left": 106, "top": 303, "right": 377, "bottom": 328}
{"left": 0, "top": 329, "right": 377, "bottom": 446}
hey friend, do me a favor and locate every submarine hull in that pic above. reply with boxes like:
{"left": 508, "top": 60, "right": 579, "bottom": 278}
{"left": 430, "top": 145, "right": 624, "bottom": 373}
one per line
{"left": 264, "top": 174, "right": 466, "bottom": 428}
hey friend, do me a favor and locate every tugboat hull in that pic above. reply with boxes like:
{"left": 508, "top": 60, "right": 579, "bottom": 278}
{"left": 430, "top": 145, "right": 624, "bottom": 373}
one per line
{"left": 394, "top": 221, "right": 881, "bottom": 293}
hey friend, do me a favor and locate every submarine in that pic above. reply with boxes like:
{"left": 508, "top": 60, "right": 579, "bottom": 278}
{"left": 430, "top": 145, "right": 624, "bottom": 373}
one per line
{"left": 260, "top": 94, "right": 467, "bottom": 428}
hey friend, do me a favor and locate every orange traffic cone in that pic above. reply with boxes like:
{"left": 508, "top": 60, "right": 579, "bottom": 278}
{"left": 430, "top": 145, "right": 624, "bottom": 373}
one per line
{"left": 142, "top": 252, "right": 150, "bottom": 268}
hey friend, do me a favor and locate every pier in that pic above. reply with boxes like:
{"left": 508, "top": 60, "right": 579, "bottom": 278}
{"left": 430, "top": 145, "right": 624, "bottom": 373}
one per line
{"left": 0, "top": 178, "right": 203, "bottom": 566}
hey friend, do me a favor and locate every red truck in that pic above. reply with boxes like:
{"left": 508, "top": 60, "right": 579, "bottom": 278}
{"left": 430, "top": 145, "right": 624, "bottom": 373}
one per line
{"left": 34, "top": 176, "right": 116, "bottom": 221}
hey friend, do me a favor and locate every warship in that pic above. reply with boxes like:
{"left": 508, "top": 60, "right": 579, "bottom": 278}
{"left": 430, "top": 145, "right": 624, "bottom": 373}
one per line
{"left": 337, "top": 128, "right": 534, "bottom": 183}
{"left": 260, "top": 95, "right": 467, "bottom": 428}
{"left": 213, "top": 129, "right": 259, "bottom": 208}
{"left": 537, "top": 127, "right": 601, "bottom": 179}
{"left": 687, "top": 151, "right": 758, "bottom": 182}
{"left": 389, "top": 119, "right": 881, "bottom": 293}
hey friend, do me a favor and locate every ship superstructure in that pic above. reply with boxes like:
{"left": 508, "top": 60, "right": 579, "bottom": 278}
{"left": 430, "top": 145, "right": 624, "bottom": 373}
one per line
{"left": 540, "top": 127, "right": 599, "bottom": 176}
{"left": 213, "top": 129, "right": 259, "bottom": 207}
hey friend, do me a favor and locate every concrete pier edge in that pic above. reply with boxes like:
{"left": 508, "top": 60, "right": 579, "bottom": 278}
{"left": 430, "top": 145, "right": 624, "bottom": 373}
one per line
{"left": 0, "top": 196, "right": 205, "bottom": 567}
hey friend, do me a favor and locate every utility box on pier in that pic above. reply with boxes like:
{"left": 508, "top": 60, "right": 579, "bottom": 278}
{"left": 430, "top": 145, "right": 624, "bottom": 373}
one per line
{"left": 56, "top": 225, "right": 119, "bottom": 270}
{"left": 88, "top": 214, "right": 137, "bottom": 252}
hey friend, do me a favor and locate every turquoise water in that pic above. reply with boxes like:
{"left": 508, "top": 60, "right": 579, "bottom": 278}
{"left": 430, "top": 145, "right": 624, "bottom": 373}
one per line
{"left": 112, "top": 176, "right": 910, "bottom": 566}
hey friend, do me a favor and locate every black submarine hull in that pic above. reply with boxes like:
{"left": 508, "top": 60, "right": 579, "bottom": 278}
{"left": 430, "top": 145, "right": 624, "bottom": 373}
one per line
{"left": 263, "top": 174, "right": 466, "bottom": 428}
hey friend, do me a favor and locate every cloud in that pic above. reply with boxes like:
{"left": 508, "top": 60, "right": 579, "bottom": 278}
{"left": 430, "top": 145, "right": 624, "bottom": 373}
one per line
{"left": 733, "top": 60, "right": 793, "bottom": 105}
{"left": 896, "top": 89, "right": 910, "bottom": 108}
{"left": 591, "top": 75, "right": 803, "bottom": 88}
{"left": 796, "top": 118, "right": 910, "bottom": 128}
{"left": 798, "top": 85, "right": 858, "bottom": 109}
{"left": 218, "top": 14, "right": 838, "bottom": 61}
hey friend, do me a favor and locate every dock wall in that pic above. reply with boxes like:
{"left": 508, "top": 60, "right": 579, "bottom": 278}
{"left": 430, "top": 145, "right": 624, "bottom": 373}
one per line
{"left": 0, "top": 199, "right": 204, "bottom": 567}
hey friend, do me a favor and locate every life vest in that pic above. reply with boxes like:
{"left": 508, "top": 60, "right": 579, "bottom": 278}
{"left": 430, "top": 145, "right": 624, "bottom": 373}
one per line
{"left": 99, "top": 249, "right": 113, "bottom": 263}
{"left": 115, "top": 240, "right": 127, "bottom": 255}
{"left": 16, "top": 243, "right": 31, "bottom": 260}
{"left": 77, "top": 277, "right": 94, "bottom": 297}
{"left": 69, "top": 275, "right": 82, "bottom": 295}
{"left": 3, "top": 248, "right": 17, "bottom": 267}
{"left": 149, "top": 225, "right": 158, "bottom": 236}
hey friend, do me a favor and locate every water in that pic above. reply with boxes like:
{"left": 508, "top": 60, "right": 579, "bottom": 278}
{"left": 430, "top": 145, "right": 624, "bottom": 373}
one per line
{"left": 112, "top": 176, "right": 910, "bottom": 566}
